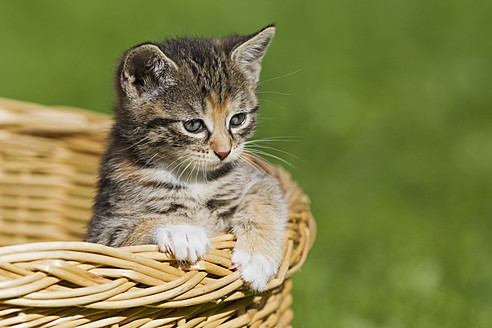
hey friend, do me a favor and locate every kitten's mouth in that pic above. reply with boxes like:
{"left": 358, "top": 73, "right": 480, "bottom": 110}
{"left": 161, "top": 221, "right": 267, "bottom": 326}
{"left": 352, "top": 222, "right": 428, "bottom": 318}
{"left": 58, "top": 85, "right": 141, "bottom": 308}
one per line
{"left": 157, "top": 153, "right": 237, "bottom": 182}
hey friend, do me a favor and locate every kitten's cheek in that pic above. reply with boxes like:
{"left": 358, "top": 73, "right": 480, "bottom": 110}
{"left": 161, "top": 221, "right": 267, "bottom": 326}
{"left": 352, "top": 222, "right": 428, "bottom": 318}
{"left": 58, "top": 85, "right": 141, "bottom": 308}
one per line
{"left": 154, "top": 224, "right": 210, "bottom": 263}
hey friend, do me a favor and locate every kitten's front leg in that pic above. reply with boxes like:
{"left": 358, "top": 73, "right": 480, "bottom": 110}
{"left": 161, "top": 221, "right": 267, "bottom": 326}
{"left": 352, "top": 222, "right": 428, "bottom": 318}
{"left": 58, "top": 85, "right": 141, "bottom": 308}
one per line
{"left": 126, "top": 217, "right": 211, "bottom": 263}
{"left": 230, "top": 183, "right": 287, "bottom": 291}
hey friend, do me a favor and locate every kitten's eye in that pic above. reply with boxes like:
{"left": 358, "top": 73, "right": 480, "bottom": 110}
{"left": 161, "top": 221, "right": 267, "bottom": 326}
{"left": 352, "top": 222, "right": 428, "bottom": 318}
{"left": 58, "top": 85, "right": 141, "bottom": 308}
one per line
{"left": 183, "top": 119, "right": 204, "bottom": 132}
{"left": 230, "top": 113, "right": 246, "bottom": 127}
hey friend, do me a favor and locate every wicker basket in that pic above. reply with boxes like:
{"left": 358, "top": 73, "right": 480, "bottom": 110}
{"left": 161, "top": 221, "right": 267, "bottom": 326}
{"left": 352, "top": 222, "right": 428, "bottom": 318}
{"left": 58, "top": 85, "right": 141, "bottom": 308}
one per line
{"left": 0, "top": 97, "right": 316, "bottom": 328}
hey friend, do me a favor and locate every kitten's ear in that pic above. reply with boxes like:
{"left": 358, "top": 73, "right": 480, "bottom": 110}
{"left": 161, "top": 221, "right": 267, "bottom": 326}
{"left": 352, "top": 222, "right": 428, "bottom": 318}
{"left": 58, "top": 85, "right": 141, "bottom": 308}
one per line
{"left": 119, "top": 44, "right": 178, "bottom": 99}
{"left": 231, "top": 26, "right": 275, "bottom": 84}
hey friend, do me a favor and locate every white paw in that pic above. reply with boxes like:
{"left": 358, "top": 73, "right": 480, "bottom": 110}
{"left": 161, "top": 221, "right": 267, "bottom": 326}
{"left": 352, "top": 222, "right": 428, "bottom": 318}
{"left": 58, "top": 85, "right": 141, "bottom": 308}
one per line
{"left": 231, "top": 250, "right": 279, "bottom": 291}
{"left": 154, "top": 224, "right": 210, "bottom": 263}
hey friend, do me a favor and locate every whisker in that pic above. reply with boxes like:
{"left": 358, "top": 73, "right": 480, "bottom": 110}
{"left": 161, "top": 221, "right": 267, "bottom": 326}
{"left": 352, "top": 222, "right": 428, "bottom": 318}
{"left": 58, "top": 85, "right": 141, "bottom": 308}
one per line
{"left": 161, "top": 156, "right": 184, "bottom": 173}
{"left": 245, "top": 148, "right": 296, "bottom": 169}
{"left": 171, "top": 160, "right": 186, "bottom": 180}
{"left": 258, "top": 69, "right": 302, "bottom": 85}
{"left": 242, "top": 152, "right": 276, "bottom": 173}
{"left": 191, "top": 161, "right": 200, "bottom": 183}
{"left": 255, "top": 116, "right": 276, "bottom": 120}
{"left": 246, "top": 144, "right": 301, "bottom": 160}
{"left": 114, "top": 136, "right": 151, "bottom": 154}
{"left": 240, "top": 154, "right": 267, "bottom": 174}
{"left": 195, "top": 158, "right": 202, "bottom": 181}
{"left": 185, "top": 162, "right": 197, "bottom": 183}
{"left": 250, "top": 135, "right": 299, "bottom": 140}
{"left": 144, "top": 153, "right": 160, "bottom": 167}
{"left": 244, "top": 136, "right": 300, "bottom": 144}
{"left": 257, "top": 91, "right": 292, "bottom": 96}
{"left": 158, "top": 155, "right": 187, "bottom": 179}
{"left": 258, "top": 97, "right": 287, "bottom": 111}
{"left": 177, "top": 158, "right": 194, "bottom": 181}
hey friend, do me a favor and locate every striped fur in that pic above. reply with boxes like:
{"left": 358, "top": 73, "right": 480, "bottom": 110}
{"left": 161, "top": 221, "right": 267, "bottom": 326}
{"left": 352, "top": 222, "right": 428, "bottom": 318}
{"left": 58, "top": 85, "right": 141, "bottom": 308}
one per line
{"left": 86, "top": 26, "right": 287, "bottom": 291}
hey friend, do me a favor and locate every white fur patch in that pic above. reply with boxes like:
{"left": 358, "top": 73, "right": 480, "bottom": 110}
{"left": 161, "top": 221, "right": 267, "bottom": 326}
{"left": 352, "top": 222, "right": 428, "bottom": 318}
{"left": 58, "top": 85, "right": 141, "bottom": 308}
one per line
{"left": 231, "top": 250, "right": 279, "bottom": 291}
{"left": 143, "top": 167, "right": 211, "bottom": 199}
{"left": 154, "top": 224, "right": 210, "bottom": 263}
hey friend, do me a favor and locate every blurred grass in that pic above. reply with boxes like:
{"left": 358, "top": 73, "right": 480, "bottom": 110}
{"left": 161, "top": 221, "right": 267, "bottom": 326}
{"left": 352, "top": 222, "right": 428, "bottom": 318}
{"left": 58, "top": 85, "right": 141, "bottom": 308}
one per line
{"left": 1, "top": 0, "right": 492, "bottom": 327}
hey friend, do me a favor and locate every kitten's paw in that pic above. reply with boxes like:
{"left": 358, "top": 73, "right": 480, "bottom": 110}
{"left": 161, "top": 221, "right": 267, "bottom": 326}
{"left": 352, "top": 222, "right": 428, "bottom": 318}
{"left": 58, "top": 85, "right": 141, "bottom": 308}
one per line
{"left": 154, "top": 224, "right": 210, "bottom": 263}
{"left": 231, "top": 250, "right": 279, "bottom": 291}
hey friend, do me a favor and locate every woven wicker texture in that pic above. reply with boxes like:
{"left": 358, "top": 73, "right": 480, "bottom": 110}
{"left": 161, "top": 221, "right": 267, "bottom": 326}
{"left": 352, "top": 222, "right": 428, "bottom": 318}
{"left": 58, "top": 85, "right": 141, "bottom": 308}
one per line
{"left": 0, "top": 97, "right": 316, "bottom": 328}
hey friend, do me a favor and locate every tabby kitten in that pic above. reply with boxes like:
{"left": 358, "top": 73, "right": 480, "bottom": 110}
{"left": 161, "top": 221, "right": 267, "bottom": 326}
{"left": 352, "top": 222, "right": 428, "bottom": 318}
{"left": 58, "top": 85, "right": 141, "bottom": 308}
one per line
{"left": 86, "top": 25, "right": 287, "bottom": 291}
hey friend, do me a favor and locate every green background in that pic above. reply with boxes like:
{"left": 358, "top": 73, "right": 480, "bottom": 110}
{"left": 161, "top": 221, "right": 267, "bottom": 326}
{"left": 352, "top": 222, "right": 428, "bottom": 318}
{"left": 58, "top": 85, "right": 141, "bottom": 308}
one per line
{"left": 1, "top": 1, "right": 491, "bottom": 327}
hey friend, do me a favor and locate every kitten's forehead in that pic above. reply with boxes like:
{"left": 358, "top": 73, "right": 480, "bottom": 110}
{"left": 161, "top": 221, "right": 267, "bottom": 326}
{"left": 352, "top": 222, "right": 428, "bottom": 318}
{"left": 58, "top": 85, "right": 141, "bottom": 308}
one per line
{"left": 203, "top": 89, "right": 257, "bottom": 114}
{"left": 204, "top": 92, "right": 230, "bottom": 123}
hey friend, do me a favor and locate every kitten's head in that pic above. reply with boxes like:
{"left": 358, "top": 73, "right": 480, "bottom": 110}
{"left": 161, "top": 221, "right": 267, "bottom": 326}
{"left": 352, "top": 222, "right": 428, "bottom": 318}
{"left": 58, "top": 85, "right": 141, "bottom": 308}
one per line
{"left": 113, "top": 25, "right": 275, "bottom": 178}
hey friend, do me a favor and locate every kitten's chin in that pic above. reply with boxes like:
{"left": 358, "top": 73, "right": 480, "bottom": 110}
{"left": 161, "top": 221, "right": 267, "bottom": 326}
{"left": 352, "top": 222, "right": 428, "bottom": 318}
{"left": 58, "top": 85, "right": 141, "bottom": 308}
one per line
{"left": 203, "top": 160, "right": 233, "bottom": 173}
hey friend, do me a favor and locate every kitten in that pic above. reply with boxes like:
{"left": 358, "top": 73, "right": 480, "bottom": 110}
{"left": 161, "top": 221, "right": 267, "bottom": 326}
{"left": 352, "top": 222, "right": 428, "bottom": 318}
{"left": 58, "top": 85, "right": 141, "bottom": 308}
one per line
{"left": 86, "top": 25, "right": 287, "bottom": 291}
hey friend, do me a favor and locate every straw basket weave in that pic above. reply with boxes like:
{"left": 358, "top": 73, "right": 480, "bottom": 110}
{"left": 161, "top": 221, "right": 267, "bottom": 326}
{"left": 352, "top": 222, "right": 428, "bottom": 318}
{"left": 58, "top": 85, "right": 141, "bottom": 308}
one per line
{"left": 0, "top": 97, "right": 316, "bottom": 328}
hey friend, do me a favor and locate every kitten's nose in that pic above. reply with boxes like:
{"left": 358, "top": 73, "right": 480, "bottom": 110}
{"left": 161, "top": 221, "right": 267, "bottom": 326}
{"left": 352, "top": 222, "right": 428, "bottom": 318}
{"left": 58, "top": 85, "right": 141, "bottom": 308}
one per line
{"left": 211, "top": 133, "right": 231, "bottom": 161}
{"left": 214, "top": 149, "right": 230, "bottom": 160}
